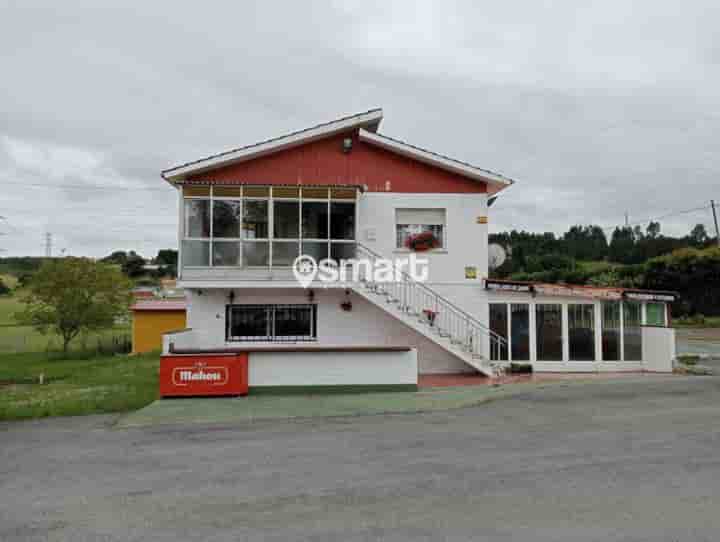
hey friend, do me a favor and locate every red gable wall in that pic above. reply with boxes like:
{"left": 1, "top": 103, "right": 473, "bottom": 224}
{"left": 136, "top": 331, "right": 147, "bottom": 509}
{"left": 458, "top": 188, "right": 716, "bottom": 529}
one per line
{"left": 187, "top": 131, "right": 486, "bottom": 193}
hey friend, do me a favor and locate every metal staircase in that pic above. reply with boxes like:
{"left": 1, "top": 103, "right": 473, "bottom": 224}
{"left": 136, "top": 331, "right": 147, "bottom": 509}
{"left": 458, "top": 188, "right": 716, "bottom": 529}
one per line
{"left": 351, "top": 244, "right": 509, "bottom": 377}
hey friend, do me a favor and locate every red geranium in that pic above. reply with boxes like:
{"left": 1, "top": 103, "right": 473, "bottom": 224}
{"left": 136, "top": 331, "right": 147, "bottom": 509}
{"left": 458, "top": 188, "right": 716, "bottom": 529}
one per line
{"left": 405, "top": 231, "right": 439, "bottom": 252}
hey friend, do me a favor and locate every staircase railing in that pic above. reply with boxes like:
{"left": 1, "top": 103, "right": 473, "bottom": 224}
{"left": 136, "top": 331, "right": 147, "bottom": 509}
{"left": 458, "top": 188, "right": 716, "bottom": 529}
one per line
{"left": 352, "top": 243, "right": 509, "bottom": 369}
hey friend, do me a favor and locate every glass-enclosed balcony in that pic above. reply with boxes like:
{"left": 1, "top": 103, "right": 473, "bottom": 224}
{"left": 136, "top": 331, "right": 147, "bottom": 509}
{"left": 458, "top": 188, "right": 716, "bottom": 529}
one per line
{"left": 180, "top": 185, "right": 358, "bottom": 274}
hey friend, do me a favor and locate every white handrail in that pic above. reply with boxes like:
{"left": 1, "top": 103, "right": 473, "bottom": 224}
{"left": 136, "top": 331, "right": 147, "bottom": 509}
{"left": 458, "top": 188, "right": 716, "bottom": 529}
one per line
{"left": 353, "top": 243, "right": 508, "bottom": 364}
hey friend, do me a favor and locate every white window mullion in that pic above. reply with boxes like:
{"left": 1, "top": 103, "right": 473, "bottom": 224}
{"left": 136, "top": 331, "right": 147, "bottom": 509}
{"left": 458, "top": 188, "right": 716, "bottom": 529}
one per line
{"left": 299, "top": 190, "right": 303, "bottom": 256}
{"left": 239, "top": 185, "right": 244, "bottom": 268}
{"left": 506, "top": 303, "right": 512, "bottom": 362}
{"left": 209, "top": 185, "right": 214, "bottom": 267}
{"left": 619, "top": 301, "right": 625, "bottom": 362}
{"left": 268, "top": 189, "right": 274, "bottom": 269}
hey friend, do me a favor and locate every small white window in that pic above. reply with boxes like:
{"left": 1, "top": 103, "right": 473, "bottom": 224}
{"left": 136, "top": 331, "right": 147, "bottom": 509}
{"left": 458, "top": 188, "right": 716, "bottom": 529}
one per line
{"left": 395, "top": 208, "right": 445, "bottom": 249}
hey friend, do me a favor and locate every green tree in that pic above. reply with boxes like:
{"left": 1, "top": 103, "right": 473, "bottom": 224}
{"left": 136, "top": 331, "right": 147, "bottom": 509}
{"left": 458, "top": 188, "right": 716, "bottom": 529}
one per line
{"left": 609, "top": 227, "right": 638, "bottom": 264}
{"left": 121, "top": 251, "right": 146, "bottom": 278}
{"left": 646, "top": 221, "right": 661, "bottom": 239}
{"left": 562, "top": 225, "right": 608, "bottom": 261}
{"left": 687, "top": 224, "right": 709, "bottom": 248}
{"left": 155, "top": 249, "right": 178, "bottom": 278}
{"left": 155, "top": 249, "right": 178, "bottom": 267}
{"left": 101, "top": 250, "right": 128, "bottom": 266}
{"left": 16, "top": 258, "right": 133, "bottom": 353}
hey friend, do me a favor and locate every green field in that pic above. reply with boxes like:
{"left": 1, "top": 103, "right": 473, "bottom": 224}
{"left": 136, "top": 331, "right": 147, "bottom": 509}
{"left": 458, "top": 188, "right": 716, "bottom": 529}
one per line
{"left": 0, "top": 351, "right": 160, "bottom": 421}
{"left": 0, "top": 285, "right": 156, "bottom": 422}
{"left": 0, "top": 292, "right": 130, "bottom": 353}
{"left": 674, "top": 316, "right": 720, "bottom": 328}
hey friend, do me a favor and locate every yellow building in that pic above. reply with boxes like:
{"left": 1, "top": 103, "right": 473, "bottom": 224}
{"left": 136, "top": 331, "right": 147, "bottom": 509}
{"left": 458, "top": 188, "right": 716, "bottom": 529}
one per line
{"left": 131, "top": 300, "right": 187, "bottom": 354}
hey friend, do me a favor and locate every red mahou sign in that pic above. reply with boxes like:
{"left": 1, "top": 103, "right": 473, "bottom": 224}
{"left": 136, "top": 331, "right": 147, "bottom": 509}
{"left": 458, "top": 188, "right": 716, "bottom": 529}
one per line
{"left": 160, "top": 354, "right": 248, "bottom": 397}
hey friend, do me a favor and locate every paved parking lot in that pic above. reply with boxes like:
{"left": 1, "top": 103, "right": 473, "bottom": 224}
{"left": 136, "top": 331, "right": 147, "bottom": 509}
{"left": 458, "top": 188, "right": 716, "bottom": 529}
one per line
{"left": 2, "top": 375, "right": 720, "bottom": 541}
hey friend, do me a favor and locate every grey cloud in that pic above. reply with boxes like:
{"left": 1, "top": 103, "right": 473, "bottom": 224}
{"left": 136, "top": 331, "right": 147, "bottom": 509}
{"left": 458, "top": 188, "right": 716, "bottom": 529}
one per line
{"left": 1, "top": 0, "right": 719, "bottom": 257}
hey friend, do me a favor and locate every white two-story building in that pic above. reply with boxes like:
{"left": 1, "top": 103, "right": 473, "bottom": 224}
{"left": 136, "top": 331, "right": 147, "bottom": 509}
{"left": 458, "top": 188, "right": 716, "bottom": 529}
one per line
{"left": 160, "top": 109, "right": 676, "bottom": 392}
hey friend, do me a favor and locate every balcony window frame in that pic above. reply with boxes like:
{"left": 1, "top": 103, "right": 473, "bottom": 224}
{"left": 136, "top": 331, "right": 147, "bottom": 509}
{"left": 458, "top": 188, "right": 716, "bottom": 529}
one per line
{"left": 181, "top": 185, "right": 357, "bottom": 269}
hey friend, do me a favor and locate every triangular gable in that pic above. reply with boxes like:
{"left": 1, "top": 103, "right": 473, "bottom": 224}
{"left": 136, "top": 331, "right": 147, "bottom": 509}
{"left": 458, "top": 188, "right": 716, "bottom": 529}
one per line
{"left": 162, "top": 108, "right": 515, "bottom": 195}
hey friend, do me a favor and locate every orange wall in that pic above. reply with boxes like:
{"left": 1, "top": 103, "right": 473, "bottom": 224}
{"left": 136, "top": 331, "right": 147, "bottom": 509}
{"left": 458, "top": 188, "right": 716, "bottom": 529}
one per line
{"left": 132, "top": 310, "right": 187, "bottom": 354}
{"left": 187, "top": 131, "right": 487, "bottom": 194}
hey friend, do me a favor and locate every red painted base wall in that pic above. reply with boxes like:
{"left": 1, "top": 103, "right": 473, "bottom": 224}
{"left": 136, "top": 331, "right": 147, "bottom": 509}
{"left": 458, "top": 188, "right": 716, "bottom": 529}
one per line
{"left": 160, "top": 354, "right": 248, "bottom": 397}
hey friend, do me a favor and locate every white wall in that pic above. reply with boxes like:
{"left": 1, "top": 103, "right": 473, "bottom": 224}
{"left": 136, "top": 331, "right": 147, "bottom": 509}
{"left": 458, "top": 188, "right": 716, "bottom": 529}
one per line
{"left": 643, "top": 326, "right": 675, "bottom": 373}
{"left": 249, "top": 350, "right": 418, "bottom": 387}
{"left": 182, "top": 288, "right": 475, "bottom": 374}
{"left": 357, "top": 192, "right": 489, "bottom": 283}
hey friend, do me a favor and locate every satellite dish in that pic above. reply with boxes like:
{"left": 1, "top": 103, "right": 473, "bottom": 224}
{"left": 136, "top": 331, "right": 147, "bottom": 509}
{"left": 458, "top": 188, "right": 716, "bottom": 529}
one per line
{"left": 488, "top": 244, "right": 507, "bottom": 270}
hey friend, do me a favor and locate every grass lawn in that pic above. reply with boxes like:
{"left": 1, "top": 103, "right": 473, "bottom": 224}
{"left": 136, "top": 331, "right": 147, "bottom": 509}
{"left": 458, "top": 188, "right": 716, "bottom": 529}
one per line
{"left": 674, "top": 316, "right": 720, "bottom": 328}
{"left": 0, "top": 351, "right": 159, "bottom": 422}
{"left": 0, "top": 291, "right": 24, "bottom": 325}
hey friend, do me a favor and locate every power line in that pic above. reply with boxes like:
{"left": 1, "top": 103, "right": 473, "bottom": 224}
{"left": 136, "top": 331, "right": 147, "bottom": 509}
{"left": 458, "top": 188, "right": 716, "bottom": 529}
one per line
{"left": 600, "top": 203, "right": 712, "bottom": 232}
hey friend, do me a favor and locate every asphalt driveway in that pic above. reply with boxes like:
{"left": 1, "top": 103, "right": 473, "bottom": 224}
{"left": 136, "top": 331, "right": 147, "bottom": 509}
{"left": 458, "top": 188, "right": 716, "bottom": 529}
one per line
{"left": 2, "top": 375, "right": 720, "bottom": 541}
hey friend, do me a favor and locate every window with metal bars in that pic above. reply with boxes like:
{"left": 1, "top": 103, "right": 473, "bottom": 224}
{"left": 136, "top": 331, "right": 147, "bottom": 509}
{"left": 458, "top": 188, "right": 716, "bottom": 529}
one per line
{"left": 226, "top": 304, "right": 317, "bottom": 342}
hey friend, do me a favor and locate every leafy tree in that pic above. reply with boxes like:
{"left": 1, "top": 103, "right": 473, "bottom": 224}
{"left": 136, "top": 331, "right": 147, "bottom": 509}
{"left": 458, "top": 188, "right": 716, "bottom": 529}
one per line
{"left": 101, "top": 250, "right": 128, "bottom": 266}
{"left": 687, "top": 224, "right": 709, "bottom": 248}
{"left": 17, "top": 273, "right": 34, "bottom": 288}
{"left": 155, "top": 249, "right": 178, "bottom": 267}
{"left": 562, "top": 225, "right": 608, "bottom": 261}
{"left": 121, "top": 251, "right": 146, "bottom": 278}
{"left": 155, "top": 249, "right": 178, "bottom": 278}
{"left": 643, "top": 247, "right": 720, "bottom": 316}
{"left": 608, "top": 227, "right": 638, "bottom": 264}
{"left": 646, "top": 221, "right": 661, "bottom": 239}
{"left": 16, "top": 258, "right": 133, "bottom": 353}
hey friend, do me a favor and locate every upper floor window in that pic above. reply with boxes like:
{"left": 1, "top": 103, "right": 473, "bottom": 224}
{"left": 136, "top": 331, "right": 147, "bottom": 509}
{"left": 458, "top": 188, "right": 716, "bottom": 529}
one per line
{"left": 395, "top": 208, "right": 446, "bottom": 249}
{"left": 181, "top": 185, "right": 356, "bottom": 268}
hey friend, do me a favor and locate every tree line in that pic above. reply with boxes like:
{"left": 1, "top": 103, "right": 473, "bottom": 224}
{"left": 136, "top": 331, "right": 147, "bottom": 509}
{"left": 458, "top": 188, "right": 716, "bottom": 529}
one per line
{"left": 491, "top": 222, "right": 716, "bottom": 275}
{"left": 490, "top": 223, "right": 720, "bottom": 317}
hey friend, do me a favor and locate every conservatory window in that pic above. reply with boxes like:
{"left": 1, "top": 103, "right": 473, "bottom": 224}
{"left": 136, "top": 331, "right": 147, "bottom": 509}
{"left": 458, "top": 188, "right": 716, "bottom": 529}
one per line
{"left": 568, "top": 304, "right": 596, "bottom": 361}
{"left": 181, "top": 185, "right": 356, "bottom": 268}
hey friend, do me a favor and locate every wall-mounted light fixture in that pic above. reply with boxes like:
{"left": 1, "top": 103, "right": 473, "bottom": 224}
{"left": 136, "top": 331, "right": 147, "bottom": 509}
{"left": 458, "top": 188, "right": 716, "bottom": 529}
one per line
{"left": 228, "top": 290, "right": 235, "bottom": 304}
{"left": 307, "top": 289, "right": 315, "bottom": 303}
{"left": 342, "top": 137, "right": 353, "bottom": 153}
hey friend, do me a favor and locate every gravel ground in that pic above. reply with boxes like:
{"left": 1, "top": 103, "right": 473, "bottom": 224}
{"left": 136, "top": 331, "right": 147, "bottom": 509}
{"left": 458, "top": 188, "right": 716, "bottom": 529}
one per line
{"left": 2, "top": 375, "right": 720, "bottom": 541}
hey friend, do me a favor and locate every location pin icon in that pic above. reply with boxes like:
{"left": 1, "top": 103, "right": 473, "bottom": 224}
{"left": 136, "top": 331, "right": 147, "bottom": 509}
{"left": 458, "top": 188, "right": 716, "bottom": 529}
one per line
{"left": 293, "top": 255, "right": 318, "bottom": 288}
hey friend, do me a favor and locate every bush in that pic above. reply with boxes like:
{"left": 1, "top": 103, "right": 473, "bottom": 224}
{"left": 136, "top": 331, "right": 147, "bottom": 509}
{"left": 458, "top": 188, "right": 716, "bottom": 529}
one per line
{"left": 643, "top": 247, "right": 720, "bottom": 317}
{"left": 0, "top": 279, "right": 10, "bottom": 296}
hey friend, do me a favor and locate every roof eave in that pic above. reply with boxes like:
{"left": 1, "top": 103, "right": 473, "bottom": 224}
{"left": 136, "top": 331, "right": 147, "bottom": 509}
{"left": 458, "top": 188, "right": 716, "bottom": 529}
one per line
{"left": 358, "top": 129, "right": 515, "bottom": 195}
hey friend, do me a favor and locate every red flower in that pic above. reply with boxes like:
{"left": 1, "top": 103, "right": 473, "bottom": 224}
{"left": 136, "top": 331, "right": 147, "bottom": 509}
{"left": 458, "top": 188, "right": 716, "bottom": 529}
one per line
{"left": 406, "top": 231, "right": 439, "bottom": 252}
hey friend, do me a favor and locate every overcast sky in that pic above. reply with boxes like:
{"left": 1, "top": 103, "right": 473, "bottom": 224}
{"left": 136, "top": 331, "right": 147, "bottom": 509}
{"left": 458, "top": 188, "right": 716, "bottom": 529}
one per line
{"left": 1, "top": 1, "right": 719, "bottom": 257}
